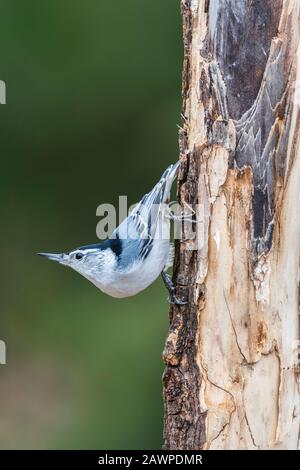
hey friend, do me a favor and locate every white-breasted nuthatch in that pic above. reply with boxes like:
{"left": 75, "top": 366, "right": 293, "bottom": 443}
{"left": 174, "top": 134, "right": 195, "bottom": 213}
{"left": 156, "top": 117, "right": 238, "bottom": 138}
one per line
{"left": 38, "top": 162, "right": 185, "bottom": 303}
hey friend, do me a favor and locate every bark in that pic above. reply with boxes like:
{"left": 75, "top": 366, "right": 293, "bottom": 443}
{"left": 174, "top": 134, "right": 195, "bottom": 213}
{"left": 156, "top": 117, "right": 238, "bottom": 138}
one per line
{"left": 163, "top": 0, "right": 300, "bottom": 450}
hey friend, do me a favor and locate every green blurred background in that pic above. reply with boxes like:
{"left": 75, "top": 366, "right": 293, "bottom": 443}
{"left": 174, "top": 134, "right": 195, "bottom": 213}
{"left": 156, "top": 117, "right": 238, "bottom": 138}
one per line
{"left": 0, "top": 0, "right": 182, "bottom": 449}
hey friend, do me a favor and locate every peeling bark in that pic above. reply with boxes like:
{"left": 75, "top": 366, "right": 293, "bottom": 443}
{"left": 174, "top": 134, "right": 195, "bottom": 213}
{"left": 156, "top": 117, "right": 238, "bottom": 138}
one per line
{"left": 163, "top": 0, "right": 300, "bottom": 450}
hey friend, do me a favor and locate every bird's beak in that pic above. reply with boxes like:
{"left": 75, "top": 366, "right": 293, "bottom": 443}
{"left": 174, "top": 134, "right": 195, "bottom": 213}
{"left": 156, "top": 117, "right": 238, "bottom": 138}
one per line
{"left": 37, "top": 252, "right": 65, "bottom": 263}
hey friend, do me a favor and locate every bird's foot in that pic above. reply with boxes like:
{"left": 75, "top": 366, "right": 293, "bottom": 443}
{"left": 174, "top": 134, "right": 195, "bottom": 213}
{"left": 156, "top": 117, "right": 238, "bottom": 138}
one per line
{"left": 168, "top": 295, "right": 188, "bottom": 305}
{"left": 161, "top": 271, "right": 188, "bottom": 305}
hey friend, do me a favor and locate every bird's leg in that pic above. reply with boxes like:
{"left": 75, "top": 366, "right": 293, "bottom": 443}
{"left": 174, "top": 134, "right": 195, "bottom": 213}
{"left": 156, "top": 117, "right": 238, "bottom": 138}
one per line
{"left": 161, "top": 271, "right": 187, "bottom": 305}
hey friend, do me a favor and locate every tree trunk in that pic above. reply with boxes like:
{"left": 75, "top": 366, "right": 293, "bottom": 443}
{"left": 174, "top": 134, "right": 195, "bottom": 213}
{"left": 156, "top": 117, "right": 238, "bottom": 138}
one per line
{"left": 163, "top": 0, "right": 300, "bottom": 450}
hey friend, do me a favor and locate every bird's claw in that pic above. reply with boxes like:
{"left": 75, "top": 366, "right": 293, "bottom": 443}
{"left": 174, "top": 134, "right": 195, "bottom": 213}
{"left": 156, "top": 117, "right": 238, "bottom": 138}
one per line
{"left": 167, "top": 295, "right": 188, "bottom": 305}
{"left": 161, "top": 271, "right": 187, "bottom": 306}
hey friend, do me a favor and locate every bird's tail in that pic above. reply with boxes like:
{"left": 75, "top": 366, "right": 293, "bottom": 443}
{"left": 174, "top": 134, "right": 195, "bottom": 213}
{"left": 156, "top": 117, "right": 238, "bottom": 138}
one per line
{"left": 116, "top": 162, "right": 180, "bottom": 241}
{"left": 160, "top": 161, "right": 180, "bottom": 203}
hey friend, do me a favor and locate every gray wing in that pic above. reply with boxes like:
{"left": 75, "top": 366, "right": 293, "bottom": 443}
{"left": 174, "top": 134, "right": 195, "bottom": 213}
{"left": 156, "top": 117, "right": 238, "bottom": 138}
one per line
{"left": 111, "top": 162, "right": 179, "bottom": 269}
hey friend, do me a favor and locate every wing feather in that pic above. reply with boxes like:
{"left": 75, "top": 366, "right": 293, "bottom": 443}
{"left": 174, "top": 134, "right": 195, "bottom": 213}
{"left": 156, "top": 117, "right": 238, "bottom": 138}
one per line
{"left": 112, "top": 162, "right": 179, "bottom": 269}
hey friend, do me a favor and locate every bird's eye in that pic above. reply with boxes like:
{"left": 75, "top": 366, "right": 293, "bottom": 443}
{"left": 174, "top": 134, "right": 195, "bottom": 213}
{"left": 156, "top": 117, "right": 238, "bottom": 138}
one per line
{"left": 75, "top": 253, "right": 83, "bottom": 260}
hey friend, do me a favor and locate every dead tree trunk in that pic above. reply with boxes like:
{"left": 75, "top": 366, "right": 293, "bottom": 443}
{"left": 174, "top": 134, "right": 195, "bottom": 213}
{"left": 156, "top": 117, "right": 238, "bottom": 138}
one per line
{"left": 163, "top": 0, "right": 300, "bottom": 450}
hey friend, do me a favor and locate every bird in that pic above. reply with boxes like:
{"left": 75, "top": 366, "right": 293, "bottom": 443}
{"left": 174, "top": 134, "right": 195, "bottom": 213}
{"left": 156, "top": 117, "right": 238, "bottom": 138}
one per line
{"left": 38, "top": 162, "right": 185, "bottom": 303}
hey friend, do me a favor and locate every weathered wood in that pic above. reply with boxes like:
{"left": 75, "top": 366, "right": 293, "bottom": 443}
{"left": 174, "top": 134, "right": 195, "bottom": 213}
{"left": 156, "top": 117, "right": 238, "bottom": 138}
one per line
{"left": 163, "top": 0, "right": 300, "bottom": 450}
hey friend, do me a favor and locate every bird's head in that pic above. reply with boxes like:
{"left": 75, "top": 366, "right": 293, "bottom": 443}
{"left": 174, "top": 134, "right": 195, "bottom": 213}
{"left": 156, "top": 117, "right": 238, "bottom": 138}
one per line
{"left": 38, "top": 242, "right": 117, "bottom": 282}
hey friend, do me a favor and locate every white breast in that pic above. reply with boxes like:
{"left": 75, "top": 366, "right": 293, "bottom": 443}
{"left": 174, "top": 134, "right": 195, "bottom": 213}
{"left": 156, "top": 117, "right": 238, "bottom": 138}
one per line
{"left": 94, "top": 237, "right": 170, "bottom": 298}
